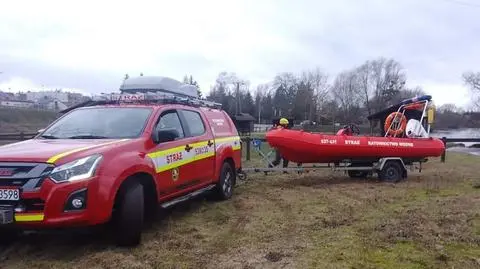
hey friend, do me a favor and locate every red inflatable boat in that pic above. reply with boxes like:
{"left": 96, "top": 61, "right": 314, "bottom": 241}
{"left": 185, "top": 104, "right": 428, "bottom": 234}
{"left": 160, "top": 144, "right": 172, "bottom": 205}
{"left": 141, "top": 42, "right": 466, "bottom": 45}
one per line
{"left": 266, "top": 128, "right": 445, "bottom": 163}
{"left": 266, "top": 95, "right": 445, "bottom": 164}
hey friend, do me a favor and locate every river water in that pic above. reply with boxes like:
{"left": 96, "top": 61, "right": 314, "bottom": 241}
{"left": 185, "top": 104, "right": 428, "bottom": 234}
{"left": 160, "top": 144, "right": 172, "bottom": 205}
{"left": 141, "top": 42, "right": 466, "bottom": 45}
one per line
{"left": 431, "top": 128, "right": 480, "bottom": 156}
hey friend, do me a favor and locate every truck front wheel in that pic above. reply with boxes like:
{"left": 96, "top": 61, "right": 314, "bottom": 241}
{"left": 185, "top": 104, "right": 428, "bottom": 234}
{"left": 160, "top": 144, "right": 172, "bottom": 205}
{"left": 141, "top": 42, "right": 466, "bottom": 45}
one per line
{"left": 113, "top": 180, "right": 144, "bottom": 247}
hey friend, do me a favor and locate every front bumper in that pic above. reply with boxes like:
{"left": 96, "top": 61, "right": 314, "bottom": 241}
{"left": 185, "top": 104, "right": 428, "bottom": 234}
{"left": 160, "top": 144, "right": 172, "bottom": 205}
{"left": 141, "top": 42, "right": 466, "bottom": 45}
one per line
{"left": 1, "top": 176, "right": 113, "bottom": 229}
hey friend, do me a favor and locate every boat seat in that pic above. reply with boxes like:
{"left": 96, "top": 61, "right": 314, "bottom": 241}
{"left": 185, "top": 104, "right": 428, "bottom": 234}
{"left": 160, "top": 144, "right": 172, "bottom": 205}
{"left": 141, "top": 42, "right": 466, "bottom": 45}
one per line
{"left": 336, "top": 128, "right": 353, "bottom": 136}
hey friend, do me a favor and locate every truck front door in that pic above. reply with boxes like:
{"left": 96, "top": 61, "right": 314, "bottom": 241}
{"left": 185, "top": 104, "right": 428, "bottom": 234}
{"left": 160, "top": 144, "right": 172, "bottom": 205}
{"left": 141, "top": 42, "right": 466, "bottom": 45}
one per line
{"left": 148, "top": 109, "right": 198, "bottom": 197}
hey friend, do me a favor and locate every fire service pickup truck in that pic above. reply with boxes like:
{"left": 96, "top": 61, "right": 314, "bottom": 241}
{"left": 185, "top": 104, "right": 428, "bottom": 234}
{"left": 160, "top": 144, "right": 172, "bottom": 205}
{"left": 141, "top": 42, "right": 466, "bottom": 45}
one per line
{"left": 0, "top": 77, "right": 242, "bottom": 246}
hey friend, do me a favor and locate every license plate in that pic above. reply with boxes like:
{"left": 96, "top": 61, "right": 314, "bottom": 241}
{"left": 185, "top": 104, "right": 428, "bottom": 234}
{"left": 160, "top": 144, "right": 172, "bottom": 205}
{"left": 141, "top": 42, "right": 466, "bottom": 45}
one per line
{"left": 0, "top": 208, "right": 14, "bottom": 224}
{"left": 0, "top": 189, "right": 20, "bottom": 201}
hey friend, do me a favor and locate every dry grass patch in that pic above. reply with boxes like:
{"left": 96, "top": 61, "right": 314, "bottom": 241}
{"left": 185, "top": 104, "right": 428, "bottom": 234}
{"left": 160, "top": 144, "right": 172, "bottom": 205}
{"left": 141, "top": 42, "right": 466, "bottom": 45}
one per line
{"left": 0, "top": 152, "right": 479, "bottom": 269}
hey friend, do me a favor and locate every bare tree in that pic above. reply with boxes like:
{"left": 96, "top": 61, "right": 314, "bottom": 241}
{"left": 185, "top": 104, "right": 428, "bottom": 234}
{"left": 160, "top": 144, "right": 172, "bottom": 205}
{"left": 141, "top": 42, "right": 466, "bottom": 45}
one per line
{"left": 463, "top": 71, "right": 480, "bottom": 109}
{"left": 369, "top": 58, "right": 406, "bottom": 111}
{"left": 272, "top": 72, "right": 297, "bottom": 117}
{"left": 331, "top": 70, "right": 363, "bottom": 123}
{"left": 299, "top": 68, "right": 330, "bottom": 121}
{"left": 355, "top": 61, "right": 374, "bottom": 115}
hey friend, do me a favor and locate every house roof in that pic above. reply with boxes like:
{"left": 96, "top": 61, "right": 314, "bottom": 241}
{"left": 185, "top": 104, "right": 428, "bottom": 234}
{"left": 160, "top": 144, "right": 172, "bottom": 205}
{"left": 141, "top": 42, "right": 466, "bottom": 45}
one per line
{"left": 232, "top": 113, "right": 255, "bottom": 122}
{"left": 367, "top": 95, "right": 432, "bottom": 121}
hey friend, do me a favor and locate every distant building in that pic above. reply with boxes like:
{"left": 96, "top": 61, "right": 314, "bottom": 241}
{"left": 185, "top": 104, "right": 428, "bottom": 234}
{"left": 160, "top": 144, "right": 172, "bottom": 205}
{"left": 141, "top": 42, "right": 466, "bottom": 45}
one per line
{"left": 15, "top": 92, "right": 28, "bottom": 101}
{"left": 0, "top": 91, "right": 14, "bottom": 101}
{"left": 47, "top": 99, "right": 68, "bottom": 111}
{"left": 0, "top": 100, "right": 34, "bottom": 108}
{"left": 67, "top": 92, "right": 90, "bottom": 106}
{"left": 26, "top": 90, "right": 69, "bottom": 103}
{"left": 33, "top": 97, "right": 67, "bottom": 111}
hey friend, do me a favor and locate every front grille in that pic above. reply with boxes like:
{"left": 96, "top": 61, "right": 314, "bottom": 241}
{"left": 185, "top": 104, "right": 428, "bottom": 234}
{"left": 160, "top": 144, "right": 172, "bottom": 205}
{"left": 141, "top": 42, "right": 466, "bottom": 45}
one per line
{"left": 0, "top": 162, "right": 51, "bottom": 213}
{"left": 0, "top": 162, "right": 54, "bottom": 191}
{"left": 0, "top": 178, "right": 30, "bottom": 187}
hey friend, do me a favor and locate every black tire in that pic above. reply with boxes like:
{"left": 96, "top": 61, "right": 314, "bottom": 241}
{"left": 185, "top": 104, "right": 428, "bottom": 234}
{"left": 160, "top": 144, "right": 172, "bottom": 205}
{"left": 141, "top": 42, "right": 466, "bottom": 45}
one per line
{"left": 0, "top": 228, "right": 20, "bottom": 245}
{"left": 237, "top": 171, "right": 247, "bottom": 181}
{"left": 113, "top": 181, "right": 144, "bottom": 247}
{"left": 213, "top": 162, "right": 235, "bottom": 200}
{"left": 378, "top": 161, "right": 404, "bottom": 183}
{"left": 348, "top": 170, "right": 369, "bottom": 178}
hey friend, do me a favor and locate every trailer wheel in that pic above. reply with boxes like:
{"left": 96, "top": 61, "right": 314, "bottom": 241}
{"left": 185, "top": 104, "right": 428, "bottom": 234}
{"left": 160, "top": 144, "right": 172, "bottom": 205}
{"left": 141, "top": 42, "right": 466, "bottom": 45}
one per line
{"left": 348, "top": 170, "right": 369, "bottom": 178}
{"left": 237, "top": 171, "right": 247, "bottom": 181}
{"left": 378, "top": 161, "right": 404, "bottom": 183}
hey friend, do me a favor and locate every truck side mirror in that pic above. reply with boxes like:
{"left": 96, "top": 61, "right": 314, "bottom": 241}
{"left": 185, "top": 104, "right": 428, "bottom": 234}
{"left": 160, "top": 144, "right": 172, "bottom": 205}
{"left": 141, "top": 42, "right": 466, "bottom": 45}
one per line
{"left": 152, "top": 128, "right": 180, "bottom": 144}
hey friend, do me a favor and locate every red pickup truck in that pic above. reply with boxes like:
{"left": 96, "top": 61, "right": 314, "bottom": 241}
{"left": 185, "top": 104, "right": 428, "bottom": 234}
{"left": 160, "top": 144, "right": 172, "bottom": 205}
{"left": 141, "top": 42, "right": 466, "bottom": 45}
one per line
{"left": 0, "top": 95, "right": 242, "bottom": 246}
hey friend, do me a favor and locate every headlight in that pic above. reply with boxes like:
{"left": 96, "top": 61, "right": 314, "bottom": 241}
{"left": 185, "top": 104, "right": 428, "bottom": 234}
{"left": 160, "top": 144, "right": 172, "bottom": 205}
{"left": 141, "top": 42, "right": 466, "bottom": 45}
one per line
{"left": 49, "top": 154, "right": 103, "bottom": 183}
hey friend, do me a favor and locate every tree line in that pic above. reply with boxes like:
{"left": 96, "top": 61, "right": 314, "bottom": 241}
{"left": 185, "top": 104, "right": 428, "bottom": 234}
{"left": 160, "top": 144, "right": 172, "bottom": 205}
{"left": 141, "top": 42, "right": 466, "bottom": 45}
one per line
{"left": 182, "top": 57, "right": 479, "bottom": 129}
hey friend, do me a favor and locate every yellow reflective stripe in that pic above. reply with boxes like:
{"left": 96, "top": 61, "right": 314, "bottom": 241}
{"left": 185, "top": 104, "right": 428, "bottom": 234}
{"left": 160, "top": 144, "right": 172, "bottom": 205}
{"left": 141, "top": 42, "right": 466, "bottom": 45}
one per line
{"left": 147, "top": 144, "right": 185, "bottom": 159}
{"left": 215, "top": 136, "right": 241, "bottom": 151}
{"left": 215, "top": 136, "right": 240, "bottom": 143}
{"left": 192, "top": 140, "right": 215, "bottom": 161}
{"left": 147, "top": 136, "right": 239, "bottom": 173}
{"left": 156, "top": 158, "right": 192, "bottom": 173}
{"left": 47, "top": 139, "right": 130, "bottom": 164}
{"left": 15, "top": 213, "right": 44, "bottom": 222}
{"left": 195, "top": 151, "right": 215, "bottom": 161}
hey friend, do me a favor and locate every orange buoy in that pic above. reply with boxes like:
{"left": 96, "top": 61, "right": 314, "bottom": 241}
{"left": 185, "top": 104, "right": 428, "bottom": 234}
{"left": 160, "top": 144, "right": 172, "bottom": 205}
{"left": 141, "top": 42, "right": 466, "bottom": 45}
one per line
{"left": 384, "top": 112, "right": 407, "bottom": 136}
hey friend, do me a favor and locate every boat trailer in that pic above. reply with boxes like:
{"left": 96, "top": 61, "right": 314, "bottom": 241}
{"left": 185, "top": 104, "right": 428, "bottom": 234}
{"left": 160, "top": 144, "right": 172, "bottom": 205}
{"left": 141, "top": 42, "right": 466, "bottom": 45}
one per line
{"left": 237, "top": 138, "right": 427, "bottom": 182}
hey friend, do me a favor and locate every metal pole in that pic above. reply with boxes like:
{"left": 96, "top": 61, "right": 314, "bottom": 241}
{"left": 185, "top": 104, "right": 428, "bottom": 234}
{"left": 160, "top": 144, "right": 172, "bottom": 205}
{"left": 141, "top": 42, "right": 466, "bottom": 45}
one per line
{"left": 246, "top": 137, "right": 251, "bottom": 161}
{"left": 441, "top": 137, "right": 447, "bottom": 162}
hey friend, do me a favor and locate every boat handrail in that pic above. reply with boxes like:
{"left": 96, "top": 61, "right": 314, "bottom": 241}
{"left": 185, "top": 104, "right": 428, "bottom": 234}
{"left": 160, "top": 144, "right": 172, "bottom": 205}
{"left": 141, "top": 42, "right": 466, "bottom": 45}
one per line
{"left": 385, "top": 99, "right": 430, "bottom": 138}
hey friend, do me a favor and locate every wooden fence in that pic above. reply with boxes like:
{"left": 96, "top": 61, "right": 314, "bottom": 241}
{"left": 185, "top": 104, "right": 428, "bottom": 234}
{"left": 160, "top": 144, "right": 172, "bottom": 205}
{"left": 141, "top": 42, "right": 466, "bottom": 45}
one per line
{"left": 0, "top": 133, "right": 478, "bottom": 163}
{"left": 0, "top": 132, "right": 37, "bottom": 141}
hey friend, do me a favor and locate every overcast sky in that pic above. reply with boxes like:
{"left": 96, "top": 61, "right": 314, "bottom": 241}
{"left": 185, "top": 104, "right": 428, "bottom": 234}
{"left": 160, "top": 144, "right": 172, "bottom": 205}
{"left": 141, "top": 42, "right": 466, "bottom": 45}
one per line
{"left": 1, "top": 0, "right": 479, "bottom": 108}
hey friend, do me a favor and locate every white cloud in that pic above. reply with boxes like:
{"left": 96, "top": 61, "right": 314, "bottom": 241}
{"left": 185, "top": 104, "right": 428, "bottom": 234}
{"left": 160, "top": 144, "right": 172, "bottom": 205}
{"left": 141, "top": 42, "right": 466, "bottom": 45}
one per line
{"left": 0, "top": 77, "right": 40, "bottom": 92}
{"left": 1, "top": 0, "right": 479, "bottom": 107}
{"left": 0, "top": 76, "right": 90, "bottom": 96}
{"left": 410, "top": 80, "right": 471, "bottom": 108}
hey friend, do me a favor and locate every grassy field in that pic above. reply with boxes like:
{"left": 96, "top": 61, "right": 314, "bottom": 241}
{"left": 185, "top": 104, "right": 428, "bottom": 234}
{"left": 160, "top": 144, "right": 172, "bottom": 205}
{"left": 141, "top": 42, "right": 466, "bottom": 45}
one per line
{"left": 0, "top": 150, "right": 479, "bottom": 268}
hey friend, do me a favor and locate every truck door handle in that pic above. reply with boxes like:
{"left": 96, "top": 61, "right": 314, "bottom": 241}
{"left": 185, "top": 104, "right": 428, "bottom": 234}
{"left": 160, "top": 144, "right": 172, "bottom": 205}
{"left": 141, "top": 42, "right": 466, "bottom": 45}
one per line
{"left": 185, "top": 144, "right": 193, "bottom": 152}
{"left": 207, "top": 140, "right": 213, "bottom": 147}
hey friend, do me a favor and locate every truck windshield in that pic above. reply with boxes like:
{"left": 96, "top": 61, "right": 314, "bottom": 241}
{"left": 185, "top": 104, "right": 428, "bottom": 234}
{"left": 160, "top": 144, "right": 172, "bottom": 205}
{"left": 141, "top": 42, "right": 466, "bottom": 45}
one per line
{"left": 40, "top": 107, "right": 153, "bottom": 139}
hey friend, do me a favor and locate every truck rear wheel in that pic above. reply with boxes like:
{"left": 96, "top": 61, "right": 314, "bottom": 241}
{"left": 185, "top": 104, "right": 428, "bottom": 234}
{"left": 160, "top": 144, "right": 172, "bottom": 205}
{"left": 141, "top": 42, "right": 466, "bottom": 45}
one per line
{"left": 378, "top": 161, "right": 404, "bottom": 183}
{"left": 212, "top": 162, "right": 234, "bottom": 200}
{"left": 113, "top": 180, "right": 144, "bottom": 247}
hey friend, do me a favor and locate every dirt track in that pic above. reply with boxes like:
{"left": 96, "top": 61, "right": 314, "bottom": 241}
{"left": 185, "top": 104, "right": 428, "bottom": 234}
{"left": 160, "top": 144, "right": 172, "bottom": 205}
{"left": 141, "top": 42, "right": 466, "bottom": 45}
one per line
{"left": 0, "top": 153, "right": 479, "bottom": 269}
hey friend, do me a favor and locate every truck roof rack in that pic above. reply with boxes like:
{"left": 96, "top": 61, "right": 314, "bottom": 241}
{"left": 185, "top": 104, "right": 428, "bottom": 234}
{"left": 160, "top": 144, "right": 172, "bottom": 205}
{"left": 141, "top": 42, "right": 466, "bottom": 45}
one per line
{"left": 120, "top": 76, "right": 199, "bottom": 98}
{"left": 60, "top": 91, "right": 222, "bottom": 114}
{"left": 60, "top": 75, "right": 222, "bottom": 114}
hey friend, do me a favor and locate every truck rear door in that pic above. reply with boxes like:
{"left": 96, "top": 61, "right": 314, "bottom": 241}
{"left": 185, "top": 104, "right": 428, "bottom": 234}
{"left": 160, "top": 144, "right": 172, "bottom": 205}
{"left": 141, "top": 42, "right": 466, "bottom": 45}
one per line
{"left": 177, "top": 108, "right": 216, "bottom": 185}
